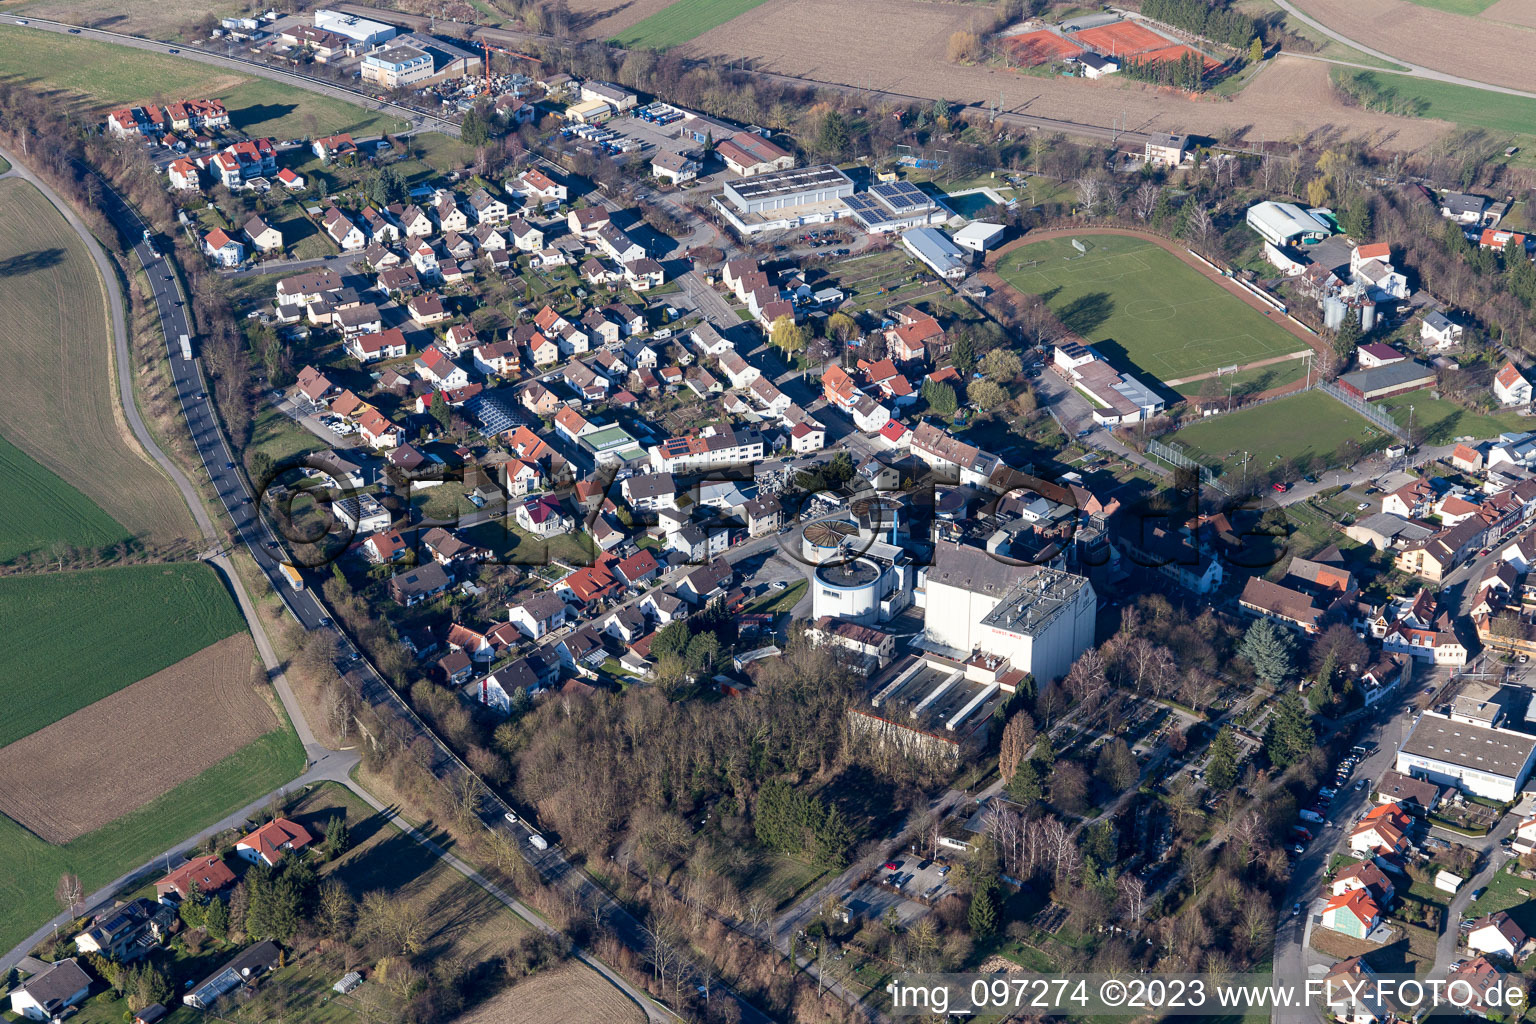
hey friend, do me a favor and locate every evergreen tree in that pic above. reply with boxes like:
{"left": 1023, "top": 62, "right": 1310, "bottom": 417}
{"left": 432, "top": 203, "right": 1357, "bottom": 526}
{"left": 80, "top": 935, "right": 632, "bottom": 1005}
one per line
{"left": 951, "top": 332, "right": 976, "bottom": 376}
{"left": 203, "top": 897, "right": 229, "bottom": 940}
{"left": 967, "top": 879, "right": 999, "bottom": 938}
{"left": 1264, "top": 690, "right": 1316, "bottom": 769}
{"left": 1239, "top": 619, "right": 1294, "bottom": 685}
{"left": 1333, "top": 311, "right": 1362, "bottom": 359}
{"left": 818, "top": 110, "right": 849, "bottom": 159}
{"left": 815, "top": 806, "right": 855, "bottom": 868}
{"left": 922, "top": 378, "right": 958, "bottom": 416}
{"left": 461, "top": 106, "right": 490, "bottom": 147}
{"left": 1205, "top": 726, "right": 1239, "bottom": 791}
{"left": 324, "top": 814, "right": 351, "bottom": 859}
{"left": 1249, "top": 37, "right": 1264, "bottom": 64}
{"left": 1006, "top": 758, "right": 1042, "bottom": 803}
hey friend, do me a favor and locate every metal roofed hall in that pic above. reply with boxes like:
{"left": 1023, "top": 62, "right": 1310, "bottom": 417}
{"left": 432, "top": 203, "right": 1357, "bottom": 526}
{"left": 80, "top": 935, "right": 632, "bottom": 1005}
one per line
{"left": 1398, "top": 714, "right": 1536, "bottom": 779}
{"left": 724, "top": 164, "right": 854, "bottom": 202}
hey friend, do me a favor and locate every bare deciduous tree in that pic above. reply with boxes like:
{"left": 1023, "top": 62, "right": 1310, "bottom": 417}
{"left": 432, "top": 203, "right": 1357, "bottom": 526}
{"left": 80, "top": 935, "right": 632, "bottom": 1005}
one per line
{"left": 1133, "top": 181, "right": 1160, "bottom": 221}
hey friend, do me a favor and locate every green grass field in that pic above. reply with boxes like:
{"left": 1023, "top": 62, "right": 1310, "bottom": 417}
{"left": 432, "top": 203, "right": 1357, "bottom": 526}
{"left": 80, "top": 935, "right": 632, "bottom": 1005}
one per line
{"left": 0, "top": 728, "right": 303, "bottom": 955}
{"left": 0, "top": 563, "right": 246, "bottom": 747}
{"left": 1378, "top": 393, "right": 1531, "bottom": 444}
{"left": 1401, "top": 0, "right": 1499, "bottom": 13}
{"left": 613, "top": 0, "right": 774, "bottom": 48}
{"left": 0, "top": 433, "right": 130, "bottom": 563}
{"left": 1332, "top": 68, "right": 1536, "bottom": 136}
{"left": 0, "top": 26, "right": 405, "bottom": 139}
{"left": 1161, "top": 390, "right": 1387, "bottom": 476}
{"left": 1171, "top": 360, "right": 1309, "bottom": 399}
{"left": 0, "top": 178, "right": 194, "bottom": 547}
{"left": 995, "top": 234, "right": 1308, "bottom": 385}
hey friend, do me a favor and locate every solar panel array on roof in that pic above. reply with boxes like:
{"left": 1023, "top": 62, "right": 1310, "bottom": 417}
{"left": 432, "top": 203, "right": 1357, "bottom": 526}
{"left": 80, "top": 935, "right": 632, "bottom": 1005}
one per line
{"left": 872, "top": 180, "right": 934, "bottom": 213}
{"left": 843, "top": 193, "right": 889, "bottom": 225}
{"left": 465, "top": 391, "right": 518, "bottom": 434}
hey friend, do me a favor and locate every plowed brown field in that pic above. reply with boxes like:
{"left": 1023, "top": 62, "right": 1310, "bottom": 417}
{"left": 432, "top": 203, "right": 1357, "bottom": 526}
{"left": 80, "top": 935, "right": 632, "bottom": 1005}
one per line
{"left": 1482, "top": 0, "right": 1536, "bottom": 28}
{"left": 681, "top": 3, "right": 1450, "bottom": 150}
{"left": 1284, "top": 0, "right": 1536, "bottom": 90}
{"left": 0, "top": 634, "right": 274, "bottom": 843}
{"left": 452, "top": 963, "right": 647, "bottom": 1024}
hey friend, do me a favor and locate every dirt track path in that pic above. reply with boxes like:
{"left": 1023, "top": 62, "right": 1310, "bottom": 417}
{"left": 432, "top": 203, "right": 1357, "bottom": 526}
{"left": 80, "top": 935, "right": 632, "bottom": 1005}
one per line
{"left": 1165, "top": 349, "right": 1311, "bottom": 387}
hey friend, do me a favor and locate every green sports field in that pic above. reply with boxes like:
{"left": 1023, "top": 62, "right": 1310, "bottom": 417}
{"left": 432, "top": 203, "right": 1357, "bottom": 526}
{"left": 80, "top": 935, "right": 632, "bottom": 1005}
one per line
{"left": 613, "top": 0, "right": 774, "bottom": 48}
{"left": 995, "top": 234, "right": 1309, "bottom": 385}
{"left": 0, "top": 563, "right": 246, "bottom": 747}
{"left": 1161, "top": 389, "right": 1388, "bottom": 476}
{"left": 0, "top": 433, "right": 130, "bottom": 563}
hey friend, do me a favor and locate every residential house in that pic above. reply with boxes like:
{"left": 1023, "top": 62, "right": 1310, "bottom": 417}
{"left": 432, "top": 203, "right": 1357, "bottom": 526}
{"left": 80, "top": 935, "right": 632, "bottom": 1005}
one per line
{"left": 433, "top": 191, "right": 469, "bottom": 233}
{"left": 473, "top": 340, "right": 519, "bottom": 377}
{"left": 624, "top": 257, "right": 665, "bottom": 291}
{"left": 516, "top": 494, "right": 572, "bottom": 537}
{"left": 522, "top": 381, "right": 560, "bottom": 417}
{"left": 363, "top": 529, "right": 409, "bottom": 564}
{"left": 203, "top": 228, "right": 244, "bottom": 267}
{"left": 347, "top": 327, "right": 409, "bottom": 363}
{"left": 168, "top": 157, "right": 201, "bottom": 191}
{"left": 415, "top": 344, "right": 469, "bottom": 388}
{"left": 182, "top": 941, "right": 282, "bottom": 1010}
{"left": 277, "top": 167, "right": 305, "bottom": 190}
{"left": 408, "top": 293, "right": 451, "bottom": 326}
{"left": 74, "top": 899, "right": 174, "bottom": 961}
{"left": 651, "top": 150, "right": 699, "bottom": 183}
{"left": 155, "top": 855, "right": 236, "bottom": 900}
{"left": 509, "top": 591, "right": 568, "bottom": 639}
{"left": 9, "top": 959, "right": 92, "bottom": 1022}
{"left": 312, "top": 133, "right": 358, "bottom": 163}
{"left": 319, "top": 207, "right": 364, "bottom": 250}
{"left": 398, "top": 205, "right": 434, "bottom": 238}
{"left": 507, "top": 217, "right": 543, "bottom": 252}
{"left": 1320, "top": 888, "right": 1381, "bottom": 939}
{"left": 1495, "top": 362, "right": 1532, "bottom": 406}
{"left": 515, "top": 168, "right": 567, "bottom": 207}
{"left": 235, "top": 817, "right": 313, "bottom": 867}
{"left": 569, "top": 206, "right": 611, "bottom": 238}
{"left": 1468, "top": 912, "right": 1529, "bottom": 960}
{"left": 614, "top": 548, "right": 661, "bottom": 587}
{"left": 389, "top": 561, "right": 451, "bottom": 605}
{"left": 469, "top": 187, "right": 509, "bottom": 224}
{"left": 1422, "top": 311, "right": 1465, "bottom": 349}
{"left": 622, "top": 471, "right": 678, "bottom": 511}
{"left": 357, "top": 409, "right": 403, "bottom": 449}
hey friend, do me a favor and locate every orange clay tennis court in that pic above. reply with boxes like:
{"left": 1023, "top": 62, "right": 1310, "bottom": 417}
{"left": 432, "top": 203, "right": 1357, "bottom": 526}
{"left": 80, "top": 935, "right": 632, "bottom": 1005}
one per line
{"left": 1005, "top": 29, "right": 1083, "bottom": 65}
{"left": 1070, "top": 20, "right": 1169, "bottom": 56}
{"left": 1135, "top": 44, "right": 1220, "bottom": 70}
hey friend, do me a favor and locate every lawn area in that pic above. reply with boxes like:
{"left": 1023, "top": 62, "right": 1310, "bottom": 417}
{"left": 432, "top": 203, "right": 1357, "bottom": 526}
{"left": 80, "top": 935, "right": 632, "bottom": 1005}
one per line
{"left": 1468, "top": 861, "right": 1536, "bottom": 919}
{"left": 1378, "top": 393, "right": 1532, "bottom": 444}
{"left": 1160, "top": 389, "right": 1388, "bottom": 477}
{"left": 613, "top": 0, "right": 776, "bottom": 48}
{"left": 462, "top": 521, "right": 598, "bottom": 566}
{"left": 248, "top": 405, "right": 326, "bottom": 469}
{"left": 0, "top": 433, "right": 130, "bottom": 563}
{"left": 0, "top": 177, "right": 193, "bottom": 547}
{"left": 0, "top": 152, "right": 10, "bottom": 173}
{"left": 743, "top": 578, "right": 807, "bottom": 616}
{"left": 0, "top": 727, "right": 303, "bottom": 955}
{"left": 994, "top": 233, "right": 1308, "bottom": 385}
{"left": 0, "top": 562, "right": 246, "bottom": 746}
{"left": 1332, "top": 67, "right": 1536, "bottom": 138}
{"left": 1401, "top": 0, "right": 1499, "bottom": 13}
{"left": 0, "top": 25, "right": 406, "bottom": 139}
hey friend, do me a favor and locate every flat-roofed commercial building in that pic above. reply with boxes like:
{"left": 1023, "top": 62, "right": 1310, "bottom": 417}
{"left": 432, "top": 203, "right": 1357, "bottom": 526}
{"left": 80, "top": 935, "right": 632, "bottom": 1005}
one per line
{"left": 715, "top": 165, "right": 855, "bottom": 235}
{"left": 314, "top": 8, "right": 396, "bottom": 46}
{"left": 1394, "top": 710, "right": 1536, "bottom": 801}
{"left": 361, "top": 45, "right": 432, "bottom": 89}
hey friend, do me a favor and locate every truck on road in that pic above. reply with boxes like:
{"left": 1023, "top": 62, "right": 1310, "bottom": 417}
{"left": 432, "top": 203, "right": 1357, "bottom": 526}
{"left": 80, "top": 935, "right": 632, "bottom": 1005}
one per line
{"left": 528, "top": 834, "right": 548, "bottom": 851}
{"left": 279, "top": 563, "right": 304, "bottom": 590}
{"left": 179, "top": 334, "right": 192, "bottom": 360}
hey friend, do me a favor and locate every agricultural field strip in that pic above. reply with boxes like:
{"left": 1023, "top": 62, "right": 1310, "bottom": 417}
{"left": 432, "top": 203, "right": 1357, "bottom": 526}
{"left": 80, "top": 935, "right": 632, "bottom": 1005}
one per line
{"left": 0, "top": 633, "right": 275, "bottom": 843}
{"left": 0, "top": 563, "right": 247, "bottom": 747}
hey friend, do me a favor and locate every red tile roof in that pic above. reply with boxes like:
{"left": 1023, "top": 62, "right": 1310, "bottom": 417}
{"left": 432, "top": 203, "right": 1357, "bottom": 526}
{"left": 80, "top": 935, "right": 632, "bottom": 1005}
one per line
{"left": 237, "top": 817, "right": 313, "bottom": 865}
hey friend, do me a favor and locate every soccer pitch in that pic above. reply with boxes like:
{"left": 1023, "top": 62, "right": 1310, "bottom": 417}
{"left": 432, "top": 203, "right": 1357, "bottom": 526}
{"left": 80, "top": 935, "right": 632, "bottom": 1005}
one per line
{"left": 995, "top": 234, "right": 1309, "bottom": 385}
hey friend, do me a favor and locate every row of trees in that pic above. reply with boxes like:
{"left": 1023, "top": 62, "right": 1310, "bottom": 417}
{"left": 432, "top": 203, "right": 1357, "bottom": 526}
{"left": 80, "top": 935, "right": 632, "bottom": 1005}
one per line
{"left": 1139, "top": 0, "right": 1260, "bottom": 50}
{"left": 754, "top": 780, "right": 855, "bottom": 868}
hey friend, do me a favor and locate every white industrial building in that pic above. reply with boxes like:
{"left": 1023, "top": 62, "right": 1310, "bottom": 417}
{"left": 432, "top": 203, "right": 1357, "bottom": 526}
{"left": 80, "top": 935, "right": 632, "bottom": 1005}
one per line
{"left": 843, "top": 180, "right": 948, "bottom": 233}
{"left": 918, "top": 541, "right": 1095, "bottom": 685}
{"left": 1394, "top": 705, "right": 1536, "bottom": 802}
{"left": 1247, "top": 201, "right": 1332, "bottom": 247}
{"left": 714, "top": 165, "right": 854, "bottom": 235}
{"left": 901, "top": 227, "right": 969, "bottom": 282}
{"left": 361, "top": 45, "right": 432, "bottom": 89}
{"left": 314, "top": 9, "right": 396, "bottom": 47}
{"left": 810, "top": 541, "right": 912, "bottom": 626}
{"left": 953, "top": 221, "right": 1006, "bottom": 253}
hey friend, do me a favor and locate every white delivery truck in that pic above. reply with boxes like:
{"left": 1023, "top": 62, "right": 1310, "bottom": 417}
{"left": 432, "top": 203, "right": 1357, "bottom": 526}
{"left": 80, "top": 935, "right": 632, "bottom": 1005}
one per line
{"left": 528, "top": 834, "right": 548, "bottom": 851}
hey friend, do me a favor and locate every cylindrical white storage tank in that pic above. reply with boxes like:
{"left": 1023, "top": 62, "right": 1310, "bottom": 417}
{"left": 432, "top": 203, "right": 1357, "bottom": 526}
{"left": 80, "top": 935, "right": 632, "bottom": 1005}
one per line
{"left": 812, "top": 558, "right": 883, "bottom": 624}
{"left": 1361, "top": 300, "right": 1377, "bottom": 332}
{"left": 1324, "top": 296, "right": 1346, "bottom": 331}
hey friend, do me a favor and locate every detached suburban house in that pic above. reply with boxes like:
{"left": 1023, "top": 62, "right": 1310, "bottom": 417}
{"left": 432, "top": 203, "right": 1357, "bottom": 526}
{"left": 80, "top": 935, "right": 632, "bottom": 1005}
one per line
{"left": 203, "top": 228, "right": 244, "bottom": 267}
{"left": 235, "top": 817, "right": 313, "bottom": 867}
{"left": 9, "top": 958, "right": 92, "bottom": 1021}
{"left": 1495, "top": 361, "right": 1532, "bottom": 406}
{"left": 652, "top": 150, "right": 699, "bottom": 183}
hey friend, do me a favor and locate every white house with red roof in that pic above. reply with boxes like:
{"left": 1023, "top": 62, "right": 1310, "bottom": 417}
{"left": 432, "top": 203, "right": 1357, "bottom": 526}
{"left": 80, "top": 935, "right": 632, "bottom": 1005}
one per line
{"left": 792, "top": 420, "right": 827, "bottom": 453}
{"left": 415, "top": 345, "right": 469, "bottom": 388}
{"left": 235, "top": 817, "right": 313, "bottom": 867}
{"left": 168, "top": 157, "right": 201, "bottom": 191}
{"left": 363, "top": 529, "right": 410, "bottom": 564}
{"left": 203, "top": 229, "right": 244, "bottom": 267}
{"left": 277, "top": 167, "right": 306, "bottom": 190}
{"left": 358, "top": 408, "right": 403, "bottom": 449}
{"left": 515, "top": 494, "right": 572, "bottom": 537}
{"left": 515, "top": 168, "right": 567, "bottom": 206}
{"left": 312, "top": 133, "right": 358, "bottom": 163}
{"left": 1495, "top": 362, "right": 1531, "bottom": 407}
{"left": 210, "top": 138, "right": 277, "bottom": 188}
{"left": 1320, "top": 888, "right": 1381, "bottom": 939}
